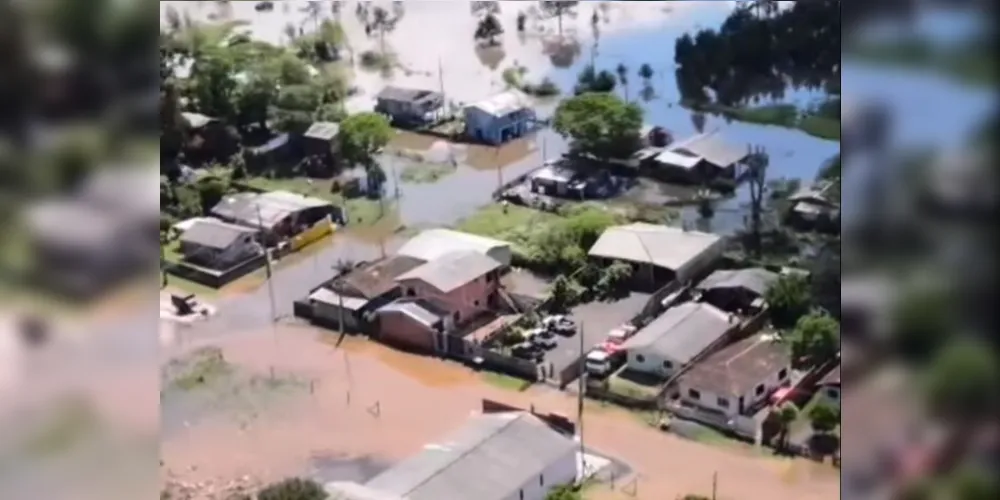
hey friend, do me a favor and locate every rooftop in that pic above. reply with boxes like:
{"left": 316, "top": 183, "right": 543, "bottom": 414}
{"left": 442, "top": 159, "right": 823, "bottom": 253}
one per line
{"left": 668, "top": 131, "right": 747, "bottom": 168}
{"left": 211, "top": 190, "right": 332, "bottom": 229}
{"left": 377, "top": 298, "right": 450, "bottom": 328}
{"left": 396, "top": 250, "right": 502, "bottom": 293}
{"left": 304, "top": 121, "right": 341, "bottom": 141}
{"left": 697, "top": 267, "right": 779, "bottom": 296}
{"left": 25, "top": 199, "right": 118, "bottom": 249}
{"left": 819, "top": 363, "right": 841, "bottom": 386}
{"left": 364, "top": 411, "right": 576, "bottom": 500}
{"left": 588, "top": 223, "right": 723, "bottom": 272}
{"left": 623, "top": 302, "right": 734, "bottom": 364}
{"left": 376, "top": 86, "right": 441, "bottom": 103}
{"left": 81, "top": 165, "right": 161, "bottom": 219}
{"left": 336, "top": 255, "right": 427, "bottom": 299}
{"left": 467, "top": 90, "right": 531, "bottom": 118}
{"left": 325, "top": 482, "right": 403, "bottom": 500}
{"left": 397, "top": 229, "right": 511, "bottom": 266}
{"left": 179, "top": 218, "right": 257, "bottom": 250}
{"left": 680, "top": 333, "right": 790, "bottom": 398}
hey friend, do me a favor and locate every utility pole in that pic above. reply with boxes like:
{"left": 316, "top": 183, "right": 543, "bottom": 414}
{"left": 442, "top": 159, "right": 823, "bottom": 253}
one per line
{"left": 712, "top": 471, "right": 718, "bottom": 500}
{"left": 256, "top": 205, "right": 278, "bottom": 321}
{"left": 495, "top": 145, "right": 502, "bottom": 190}
{"left": 576, "top": 321, "right": 586, "bottom": 475}
{"left": 438, "top": 57, "right": 446, "bottom": 114}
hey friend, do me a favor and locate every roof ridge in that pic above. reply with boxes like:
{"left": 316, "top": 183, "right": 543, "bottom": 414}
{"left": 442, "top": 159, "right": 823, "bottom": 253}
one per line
{"left": 400, "top": 413, "right": 523, "bottom": 496}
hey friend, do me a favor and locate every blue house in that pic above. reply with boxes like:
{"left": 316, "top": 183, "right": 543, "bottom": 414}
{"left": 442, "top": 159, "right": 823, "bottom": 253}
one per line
{"left": 463, "top": 90, "right": 537, "bottom": 145}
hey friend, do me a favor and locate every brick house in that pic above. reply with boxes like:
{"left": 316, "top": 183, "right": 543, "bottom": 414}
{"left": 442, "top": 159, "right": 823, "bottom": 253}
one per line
{"left": 376, "top": 250, "right": 503, "bottom": 352}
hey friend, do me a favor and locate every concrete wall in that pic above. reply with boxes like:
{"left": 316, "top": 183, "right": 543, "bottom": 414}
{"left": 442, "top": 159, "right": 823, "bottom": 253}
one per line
{"left": 400, "top": 271, "right": 501, "bottom": 325}
{"left": 625, "top": 350, "right": 681, "bottom": 379}
{"left": 166, "top": 253, "right": 267, "bottom": 288}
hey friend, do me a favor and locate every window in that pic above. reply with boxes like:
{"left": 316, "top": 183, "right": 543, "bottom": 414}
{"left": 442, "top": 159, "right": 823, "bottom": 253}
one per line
{"left": 662, "top": 360, "right": 673, "bottom": 370}
{"left": 474, "top": 300, "right": 480, "bottom": 307}
{"left": 406, "top": 288, "right": 415, "bottom": 297}
{"left": 539, "top": 475, "right": 544, "bottom": 486}
{"left": 453, "top": 311, "right": 460, "bottom": 322}
{"left": 688, "top": 389, "right": 701, "bottom": 400}
{"left": 778, "top": 368, "right": 788, "bottom": 380}
{"left": 635, "top": 354, "right": 645, "bottom": 363}
{"left": 754, "top": 384, "right": 765, "bottom": 396}
{"left": 717, "top": 397, "right": 729, "bottom": 408}
{"left": 826, "top": 388, "right": 839, "bottom": 399}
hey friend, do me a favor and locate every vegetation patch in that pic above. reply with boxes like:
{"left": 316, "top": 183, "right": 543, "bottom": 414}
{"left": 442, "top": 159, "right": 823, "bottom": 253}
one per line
{"left": 683, "top": 98, "right": 840, "bottom": 141}
{"left": 847, "top": 37, "right": 995, "bottom": 87}
{"left": 481, "top": 371, "right": 533, "bottom": 391}
{"left": 607, "top": 369, "right": 663, "bottom": 400}
{"left": 164, "top": 347, "right": 233, "bottom": 391}
{"left": 502, "top": 65, "right": 560, "bottom": 98}
{"left": 398, "top": 162, "right": 456, "bottom": 184}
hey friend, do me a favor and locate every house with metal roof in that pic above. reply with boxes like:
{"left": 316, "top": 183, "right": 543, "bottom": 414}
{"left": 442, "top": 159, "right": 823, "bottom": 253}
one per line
{"left": 374, "top": 86, "right": 446, "bottom": 126}
{"left": 396, "top": 229, "right": 512, "bottom": 267}
{"left": 621, "top": 301, "right": 737, "bottom": 378}
{"left": 210, "top": 190, "right": 342, "bottom": 244}
{"left": 178, "top": 218, "right": 262, "bottom": 270}
{"left": 651, "top": 131, "right": 748, "bottom": 184}
{"left": 353, "top": 411, "right": 578, "bottom": 500}
{"left": 463, "top": 90, "right": 538, "bottom": 145}
{"left": 696, "top": 267, "right": 779, "bottom": 313}
{"left": 587, "top": 223, "right": 725, "bottom": 288}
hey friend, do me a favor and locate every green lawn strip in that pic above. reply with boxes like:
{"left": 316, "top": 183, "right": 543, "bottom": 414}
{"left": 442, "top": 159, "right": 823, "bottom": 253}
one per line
{"left": 847, "top": 39, "right": 995, "bottom": 87}
{"left": 455, "top": 204, "right": 561, "bottom": 255}
{"left": 684, "top": 100, "right": 841, "bottom": 141}
{"left": 480, "top": 371, "right": 533, "bottom": 391}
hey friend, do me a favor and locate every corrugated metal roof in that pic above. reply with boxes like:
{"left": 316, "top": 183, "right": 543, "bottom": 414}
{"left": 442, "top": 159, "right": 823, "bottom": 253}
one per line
{"left": 397, "top": 229, "right": 511, "bottom": 266}
{"left": 670, "top": 132, "right": 747, "bottom": 168}
{"left": 623, "top": 302, "right": 733, "bottom": 363}
{"left": 376, "top": 299, "right": 447, "bottom": 327}
{"left": 365, "top": 412, "right": 576, "bottom": 500}
{"left": 377, "top": 86, "right": 440, "bottom": 103}
{"left": 211, "top": 190, "right": 332, "bottom": 229}
{"left": 697, "top": 268, "right": 778, "bottom": 296}
{"left": 309, "top": 288, "right": 370, "bottom": 311}
{"left": 680, "top": 334, "right": 790, "bottom": 397}
{"left": 325, "top": 482, "right": 404, "bottom": 500}
{"left": 588, "top": 223, "right": 722, "bottom": 272}
{"left": 305, "top": 121, "right": 341, "bottom": 141}
{"left": 180, "top": 218, "right": 257, "bottom": 250}
{"left": 653, "top": 149, "right": 701, "bottom": 169}
{"left": 396, "top": 251, "right": 501, "bottom": 293}
{"left": 467, "top": 90, "right": 531, "bottom": 118}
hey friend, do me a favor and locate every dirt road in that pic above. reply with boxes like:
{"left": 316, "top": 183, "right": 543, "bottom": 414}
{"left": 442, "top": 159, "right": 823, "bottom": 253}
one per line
{"left": 160, "top": 326, "right": 839, "bottom": 500}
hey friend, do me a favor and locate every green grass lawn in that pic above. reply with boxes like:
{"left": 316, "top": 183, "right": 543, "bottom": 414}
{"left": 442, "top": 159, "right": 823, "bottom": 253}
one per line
{"left": 607, "top": 369, "right": 664, "bottom": 401}
{"left": 399, "top": 162, "right": 456, "bottom": 184}
{"left": 684, "top": 101, "right": 841, "bottom": 141}
{"left": 480, "top": 371, "right": 533, "bottom": 391}
{"left": 455, "top": 203, "right": 562, "bottom": 252}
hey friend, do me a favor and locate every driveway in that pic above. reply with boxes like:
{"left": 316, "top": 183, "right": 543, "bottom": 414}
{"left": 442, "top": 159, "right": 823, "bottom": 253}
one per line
{"left": 540, "top": 292, "right": 650, "bottom": 386}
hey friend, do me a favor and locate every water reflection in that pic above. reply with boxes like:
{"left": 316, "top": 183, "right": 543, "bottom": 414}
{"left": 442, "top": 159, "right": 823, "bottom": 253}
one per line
{"left": 474, "top": 45, "right": 506, "bottom": 71}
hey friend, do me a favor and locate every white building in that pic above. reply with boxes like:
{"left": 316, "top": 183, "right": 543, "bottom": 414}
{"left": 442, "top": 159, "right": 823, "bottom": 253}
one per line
{"left": 621, "top": 302, "right": 734, "bottom": 378}
{"left": 327, "top": 411, "right": 578, "bottom": 500}
{"left": 397, "top": 229, "right": 513, "bottom": 268}
{"left": 588, "top": 223, "right": 726, "bottom": 287}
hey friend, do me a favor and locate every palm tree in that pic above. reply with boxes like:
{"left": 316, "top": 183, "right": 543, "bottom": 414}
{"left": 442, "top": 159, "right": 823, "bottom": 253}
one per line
{"left": 615, "top": 62, "right": 629, "bottom": 101}
{"left": 638, "top": 63, "right": 654, "bottom": 83}
{"left": 371, "top": 6, "right": 390, "bottom": 54}
{"left": 541, "top": 1, "right": 578, "bottom": 36}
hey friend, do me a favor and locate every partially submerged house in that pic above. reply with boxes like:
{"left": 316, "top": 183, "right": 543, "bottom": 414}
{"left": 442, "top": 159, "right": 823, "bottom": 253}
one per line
{"left": 786, "top": 182, "right": 840, "bottom": 230}
{"left": 374, "top": 86, "right": 446, "bottom": 127}
{"left": 621, "top": 302, "right": 736, "bottom": 378}
{"left": 181, "top": 111, "right": 237, "bottom": 163}
{"left": 648, "top": 132, "right": 748, "bottom": 184}
{"left": 696, "top": 267, "right": 778, "bottom": 314}
{"left": 380, "top": 250, "right": 505, "bottom": 352}
{"left": 332, "top": 411, "right": 578, "bottom": 500}
{"left": 673, "top": 333, "right": 791, "bottom": 419}
{"left": 210, "top": 190, "right": 342, "bottom": 245}
{"left": 463, "top": 90, "right": 537, "bottom": 145}
{"left": 307, "top": 255, "right": 427, "bottom": 332}
{"left": 178, "top": 218, "right": 262, "bottom": 270}
{"left": 396, "top": 229, "right": 512, "bottom": 268}
{"left": 528, "top": 164, "right": 616, "bottom": 199}
{"left": 588, "top": 223, "right": 725, "bottom": 289}
{"left": 302, "top": 121, "right": 342, "bottom": 160}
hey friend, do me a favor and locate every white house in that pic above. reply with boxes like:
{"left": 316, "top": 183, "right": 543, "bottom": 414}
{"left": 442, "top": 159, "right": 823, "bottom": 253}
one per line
{"left": 396, "top": 229, "right": 513, "bottom": 268}
{"left": 335, "top": 411, "right": 578, "bottom": 500}
{"left": 675, "top": 333, "right": 792, "bottom": 418}
{"left": 588, "top": 223, "right": 726, "bottom": 287}
{"left": 621, "top": 302, "right": 735, "bottom": 378}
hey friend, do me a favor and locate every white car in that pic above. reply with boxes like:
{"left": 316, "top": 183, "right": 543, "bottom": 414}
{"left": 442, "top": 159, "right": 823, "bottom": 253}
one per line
{"left": 525, "top": 328, "right": 558, "bottom": 350}
{"left": 585, "top": 350, "right": 612, "bottom": 376}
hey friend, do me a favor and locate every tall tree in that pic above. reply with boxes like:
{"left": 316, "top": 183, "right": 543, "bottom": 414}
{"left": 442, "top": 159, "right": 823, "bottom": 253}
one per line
{"left": 745, "top": 145, "right": 769, "bottom": 258}
{"left": 371, "top": 6, "right": 391, "bottom": 54}
{"left": 787, "top": 310, "right": 840, "bottom": 366}
{"left": 475, "top": 13, "right": 504, "bottom": 46}
{"left": 338, "top": 112, "right": 394, "bottom": 211}
{"left": 541, "top": 1, "right": 579, "bottom": 35}
{"left": 773, "top": 402, "right": 799, "bottom": 451}
{"left": 638, "top": 63, "right": 654, "bottom": 83}
{"left": 553, "top": 93, "right": 643, "bottom": 162}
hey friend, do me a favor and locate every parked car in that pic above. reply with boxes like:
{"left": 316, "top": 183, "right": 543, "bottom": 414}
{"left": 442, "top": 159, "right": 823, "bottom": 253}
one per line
{"left": 543, "top": 315, "right": 576, "bottom": 336}
{"left": 511, "top": 342, "right": 544, "bottom": 363}
{"left": 526, "top": 327, "right": 558, "bottom": 350}
{"left": 584, "top": 350, "right": 613, "bottom": 377}
{"left": 607, "top": 323, "right": 637, "bottom": 344}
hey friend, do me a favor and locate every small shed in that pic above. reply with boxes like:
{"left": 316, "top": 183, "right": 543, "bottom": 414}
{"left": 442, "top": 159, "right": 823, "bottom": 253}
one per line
{"left": 652, "top": 132, "right": 747, "bottom": 184}
{"left": 303, "top": 121, "right": 341, "bottom": 159}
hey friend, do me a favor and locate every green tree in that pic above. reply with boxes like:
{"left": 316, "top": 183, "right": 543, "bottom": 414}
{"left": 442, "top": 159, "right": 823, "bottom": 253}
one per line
{"left": 270, "top": 84, "right": 325, "bottom": 134}
{"left": 787, "top": 310, "right": 840, "bottom": 366}
{"left": 807, "top": 403, "right": 839, "bottom": 434}
{"left": 516, "top": 11, "right": 527, "bottom": 32}
{"left": 196, "top": 176, "right": 230, "bottom": 214}
{"left": 553, "top": 93, "right": 643, "bottom": 162}
{"left": 548, "top": 275, "right": 582, "bottom": 313}
{"left": 371, "top": 6, "right": 391, "bottom": 54}
{"left": 638, "top": 63, "right": 654, "bottom": 82}
{"left": 745, "top": 146, "right": 769, "bottom": 258}
{"left": 773, "top": 401, "right": 799, "bottom": 450}
{"left": 545, "top": 484, "right": 581, "bottom": 500}
{"left": 540, "top": 1, "right": 579, "bottom": 35}
{"left": 257, "top": 477, "right": 328, "bottom": 500}
{"left": 923, "top": 337, "right": 1000, "bottom": 424}
{"left": 189, "top": 51, "right": 239, "bottom": 123}
{"left": 764, "top": 273, "right": 812, "bottom": 328}
{"left": 339, "top": 112, "right": 394, "bottom": 208}
{"left": 475, "top": 13, "right": 504, "bottom": 45}
{"left": 574, "top": 64, "right": 616, "bottom": 94}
